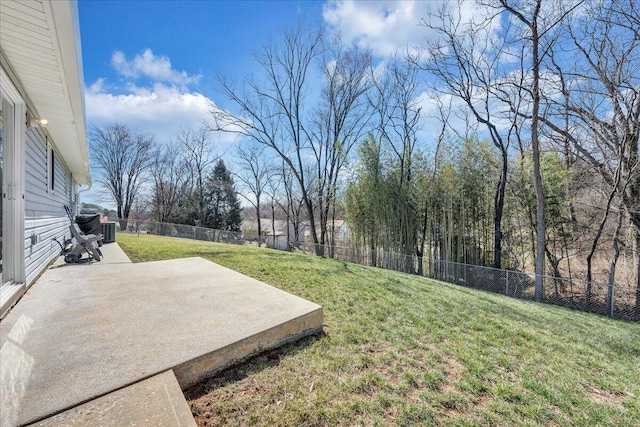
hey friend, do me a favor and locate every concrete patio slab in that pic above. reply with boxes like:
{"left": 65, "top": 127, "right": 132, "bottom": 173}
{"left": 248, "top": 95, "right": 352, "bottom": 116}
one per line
{"left": 27, "top": 371, "right": 196, "bottom": 427}
{"left": 0, "top": 253, "right": 323, "bottom": 426}
{"left": 95, "top": 241, "right": 133, "bottom": 264}
{"left": 1, "top": 243, "right": 131, "bottom": 320}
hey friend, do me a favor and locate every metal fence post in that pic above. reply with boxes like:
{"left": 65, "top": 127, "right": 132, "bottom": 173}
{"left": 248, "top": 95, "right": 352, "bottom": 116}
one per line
{"left": 464, "top": 262, "right": 467, "bottom": 285}
{"left": 609, "top": 282, "right": 614, "bottom": 318}
{"left": 506, "top": 270, "right": 509, "bottom": 296}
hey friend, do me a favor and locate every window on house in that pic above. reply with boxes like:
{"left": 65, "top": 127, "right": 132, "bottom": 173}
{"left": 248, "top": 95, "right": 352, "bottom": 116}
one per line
{"left": 48, "top": 145, "right": 55, "bottom": 192}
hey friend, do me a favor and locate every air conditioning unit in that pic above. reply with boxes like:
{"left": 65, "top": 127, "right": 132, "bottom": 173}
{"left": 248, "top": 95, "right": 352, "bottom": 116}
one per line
{"left": 101, "top": 222, "right": 116, "bottom": 243}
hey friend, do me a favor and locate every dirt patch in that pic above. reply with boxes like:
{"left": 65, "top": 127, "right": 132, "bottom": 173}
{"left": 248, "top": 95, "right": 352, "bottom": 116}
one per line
{"left": 585, "top": 385, "right": 625, "bottom": 406}
{"left": 442, "top": 355, "right": 464, "bottom": 393}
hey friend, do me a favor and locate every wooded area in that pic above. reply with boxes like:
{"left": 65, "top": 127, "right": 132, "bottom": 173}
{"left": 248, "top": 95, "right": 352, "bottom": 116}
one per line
{"left": 90, "top": 0, "right": 639, "bottom": 317}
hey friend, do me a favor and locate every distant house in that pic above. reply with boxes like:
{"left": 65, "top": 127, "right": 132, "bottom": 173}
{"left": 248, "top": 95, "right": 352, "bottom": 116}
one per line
{"left": 1, "top": 0, "right": 90, "bottom": 317}
{"left": 302, "top": 219, "right": 352, "bottom": 246}
{"left": 327, "top": 219, "right": 351, "bottom": 244}
{"left": 247, "top": 218, "right": 307, "bottom": 251}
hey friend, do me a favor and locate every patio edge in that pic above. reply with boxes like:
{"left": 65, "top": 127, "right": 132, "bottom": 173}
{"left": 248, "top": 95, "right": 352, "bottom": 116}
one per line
{"left": 174, "top": 307, "right": 324, "bottom": 389}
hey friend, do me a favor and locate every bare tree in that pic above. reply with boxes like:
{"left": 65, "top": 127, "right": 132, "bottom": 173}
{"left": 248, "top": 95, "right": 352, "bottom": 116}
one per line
{"left": 370, "top": 54, "right": 422, "bottom": 266}
{"left": 313, "top": 38, "right": 373, "bottom": 254}
{"left": 422, "top": 5, "right": 511, "bottom": 269}
{"left": 572, "top": 0, "right": 639, "bottom": 315}
{"left": 280, "top": 163, "right": 307, "bottom": 249}
{"left": 496, "top": 0, "right": 547, "bottom": 300}
{"left": 213, "top": 24, "right": 375, "bottom": 256}
{"left": 177, "top": 126, "right": 216, "bottom": 226}
{"left": 212, "top": 24, "right": 325, "bottom": 253}
{"left": 476, "top": 0, "right": 581, "bottom": 299}
{"left": 263, "top": 170, "right": 283, "bottom": 248}
{"left": 540, "top": 0, "right": 640, "bottom": 313}
{"left": 234, "top": 144, "right": 271, "bottom": 245}
{"left": 149, "top": 140, "right": 190, "bottom": 225}
{"left": 90, "top": 123, "right": 152, "bottom": 231}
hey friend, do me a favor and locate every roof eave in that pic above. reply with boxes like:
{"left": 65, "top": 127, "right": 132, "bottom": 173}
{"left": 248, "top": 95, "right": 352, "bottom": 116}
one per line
{"left": 46, "top": 0, "right": 90, "bottom": 185}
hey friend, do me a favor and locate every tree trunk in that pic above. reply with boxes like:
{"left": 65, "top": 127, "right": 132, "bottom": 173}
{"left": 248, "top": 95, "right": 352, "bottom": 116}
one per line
{"left": 417, "top": 200, "right": 428, "bottom": 276}
{"left": 530, "top": 5, "right": 545, "bottom": 302}
{"left": 285, "top": 203, "right": 291, "bottom": 252}
{"left": 607, "top": 209, "right": 624, "bottom": 317}
{"left": 635, "top": 231, "right": 640, "bottom": 321}
{"left": 256, "top": 200, "right": 262, "bottom": 247}
{"left": 626, "top": 137, "right": 640, "bottom": 320}
{"left": 271, "top": 204, "right": 276, "bottom": 248}
{"left": 544, "top": 245, "right": 563, "bottom": 298}
{"left": 304, "top": 196, "right": 322, "bottom": 256}
{"left": 117, "top": 204, "right": 129, "bottom": 231}
{"left": 330, "top": 201, "right": 337, "bottom": 258}
{"left": 494, "top": 150, "right": 507, "bottom": 269}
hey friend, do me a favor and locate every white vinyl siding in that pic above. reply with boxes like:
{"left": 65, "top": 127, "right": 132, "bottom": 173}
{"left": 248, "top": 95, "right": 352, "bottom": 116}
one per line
{"left": 23, "top": 126, "right": 74, "bottom": 286}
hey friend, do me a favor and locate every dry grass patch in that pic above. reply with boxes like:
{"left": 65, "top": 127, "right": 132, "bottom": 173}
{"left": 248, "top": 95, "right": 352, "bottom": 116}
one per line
{"left": 585, "top": 385, "right": 626, "bottom": 407}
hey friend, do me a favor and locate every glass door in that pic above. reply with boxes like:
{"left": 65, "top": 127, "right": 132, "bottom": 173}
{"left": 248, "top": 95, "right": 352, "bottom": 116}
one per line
{"left": 0, "top": 70, "right": 25, "bottom": 317}
{"left": 1, "top": 95, "right": 11, "bottom": 287}
{"left": 0, "top": 99, "right": 3, "bottom": 284}
{"left": 0, "top": 98, "right": 4, "bottom": 284}
{"left": 0, "top": 93, "right": 20, "bottom": 290}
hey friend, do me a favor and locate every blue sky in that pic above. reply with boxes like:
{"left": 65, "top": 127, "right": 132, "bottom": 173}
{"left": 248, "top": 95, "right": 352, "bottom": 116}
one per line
{"left": 77, "top": 1, "right": 455, "bottom": 141}
{"left": 77, "top": 0, "right": 483, "bottom": 206}
{"left": 79, "top": 1, "right": 327, "bottom": 97}
{"left": 79, "top": 1, "right": 326, "bottom": 144}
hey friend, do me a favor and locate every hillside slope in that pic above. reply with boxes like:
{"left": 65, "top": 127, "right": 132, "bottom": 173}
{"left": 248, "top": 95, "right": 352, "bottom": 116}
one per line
{"left": 118, "top": 233, "right": 640, "bottom": 427}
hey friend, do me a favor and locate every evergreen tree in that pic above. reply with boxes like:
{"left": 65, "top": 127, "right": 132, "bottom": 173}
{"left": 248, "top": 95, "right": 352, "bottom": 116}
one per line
{"left": 204, "top": 160, "right": 242, "bottom": 231}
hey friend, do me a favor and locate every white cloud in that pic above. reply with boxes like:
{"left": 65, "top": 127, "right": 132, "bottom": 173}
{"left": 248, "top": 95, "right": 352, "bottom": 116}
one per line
{"left": 111, "top": 49, "right": 202, "bottom": 87}
{"left": 85, "top": 81, "right": 236, "bottom": 145}
{"left": 85, "top": 81, "right": 202, "bottom": 138}
{"left": 84, "top": 49, "right": 237, "bottom": 145}
{"left": 88, "top": 77, "right": 106, "bottom": 93}
{"left": 323, "top": 0, "right": 431, "bottom": 57}
{"left": 323, "top": 1, "right": 502, "bottom": 58}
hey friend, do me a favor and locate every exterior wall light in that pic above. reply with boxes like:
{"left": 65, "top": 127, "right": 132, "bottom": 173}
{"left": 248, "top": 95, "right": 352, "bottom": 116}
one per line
{"left": 31, "top": 117, "right": 48, "bottom": 128}
{"left": 27, "top": 111, "right": 48, "bottom": 128}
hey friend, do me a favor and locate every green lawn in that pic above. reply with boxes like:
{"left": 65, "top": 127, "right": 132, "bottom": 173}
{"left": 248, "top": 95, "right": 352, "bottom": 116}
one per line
{"left": 117, "top": 233, "right": 640, "bottom": 427}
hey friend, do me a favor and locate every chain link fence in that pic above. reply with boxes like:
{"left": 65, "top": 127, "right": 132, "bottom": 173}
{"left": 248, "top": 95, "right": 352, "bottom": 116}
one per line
{"left": 298, "top": 243, "right": 638, "bottom": 322}
{"left": 120, "top": 220, "right": 638, "bottom": 321}
{"left": 126, "top": 220, "right": 245, "bottom": 244}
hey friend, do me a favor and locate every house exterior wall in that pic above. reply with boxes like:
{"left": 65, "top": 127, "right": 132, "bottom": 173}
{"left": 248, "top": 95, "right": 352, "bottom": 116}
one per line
{"left": 23, "top": 126, "right": 75, "bottom": 286}
{"left": 266, "top": 235, "right": 290, "bottom": 251}
{"left": 1, "top": 0, "right": 88, "bottom": 318}
{"left": 1, "top": 65, "right": 27, "bottom": 317}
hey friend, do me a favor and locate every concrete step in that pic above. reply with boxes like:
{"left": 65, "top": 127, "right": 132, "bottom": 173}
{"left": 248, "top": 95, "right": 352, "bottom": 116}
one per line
{"left": 27, "top": 371, "right": 196, "bottom": 427}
